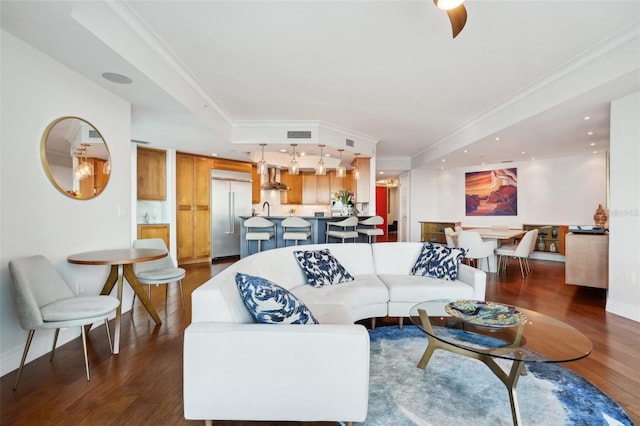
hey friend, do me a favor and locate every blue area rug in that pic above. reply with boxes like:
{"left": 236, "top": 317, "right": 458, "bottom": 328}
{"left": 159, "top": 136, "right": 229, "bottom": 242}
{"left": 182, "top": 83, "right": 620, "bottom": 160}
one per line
{"left": 360, "top": 326, "right": 633, "bottom": 426}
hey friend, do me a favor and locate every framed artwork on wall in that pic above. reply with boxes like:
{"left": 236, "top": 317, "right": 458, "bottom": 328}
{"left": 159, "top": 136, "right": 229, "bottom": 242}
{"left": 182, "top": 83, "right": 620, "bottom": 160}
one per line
{"left": 465, "top": 168, "right": 518, "bottom": 216}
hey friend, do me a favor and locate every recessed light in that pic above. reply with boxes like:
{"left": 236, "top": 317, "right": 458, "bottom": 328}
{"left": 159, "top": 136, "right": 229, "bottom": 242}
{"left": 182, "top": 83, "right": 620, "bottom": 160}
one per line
{"left": 441, "top": 159, "right": 446, "bottom": 162}
{"left": 531, "top": 157, "right": 536, "bottom": 160}
{"left": 587, "top": 131, "right": 594, "bottom": 135}
{"left": 495, "top": 137, "right": 500, "bottom": 141}
{"left": 463, "top": 150, "right": 468, "bottom": 153}
{"left": 102, "top": 72, "right": 132, "bottom": 84}
{"left": 590, "top": 142, "right": 596, "bottom": 146}
{"left": 379, "top": 171, "right": 385, "bottom": 175}
{"left": 584, "top": 116, "right": 591, "bottom": 120}
{"left": 593, "top": 151, "right": 598, "bottom": 154}
{"left": 521, "top": 151, "right": 526, "bottom": 154}
{"left": 441, "top": 166, "right": 445, "bottom": 170}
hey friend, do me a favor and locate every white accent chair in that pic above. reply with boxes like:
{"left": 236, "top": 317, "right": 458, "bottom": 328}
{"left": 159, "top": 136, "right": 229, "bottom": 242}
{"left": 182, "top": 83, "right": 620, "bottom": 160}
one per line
{"left": 454, "top": 225, "right": 464, "bottom": 232}
{"left": 8, "top": 255, "right": 120, "bottom": 390}
{"left": 357, "top": 216, "right": 384, "bottom": 243}
{"left": 282, "top": 216, "right": 312, "bottom": 246}
{"left": 457, "top": 230, "right": 495, "bottom": 272}
{"left": 444, "top": 227, "right": 457, "bottom": 248}
{"left": 244, "top": 216, "right": 276, "bottom": 254}
{"left": 132, "top": 238, "right": 186, "bottom": 311}
{"left": 326, "top": 216, "right": 359, "bottom": 243}
{"left": 495, "top": 228, "right": 539, "bottom": 278}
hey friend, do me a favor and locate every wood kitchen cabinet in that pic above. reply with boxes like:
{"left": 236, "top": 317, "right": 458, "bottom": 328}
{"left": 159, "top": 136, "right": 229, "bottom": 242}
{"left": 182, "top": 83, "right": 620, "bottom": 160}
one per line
{"left": 280, "top": 171, "right": 302, "bottom": 204}
{"left": 137, "top": 147, "right": 166, "bottom": 200}
{"left": 352, "top": 157, "right": 370, "bottom": 202}
{"left": 329, "top": 171, "right": 353, "bottom": 199}
{"left": 302, "top": 173, "right": 330, "bottom": 205}
{"left": 79, "top": 157, "right": 108, "bottom": 198}
{"left": 251, "top": 165, "right": 261, "bottom": 204}
{"left": 137, "top": 224, "right": 170, "bottom": 249}
{"left": 176, "top": 153, "right": 212, "bottom": 265}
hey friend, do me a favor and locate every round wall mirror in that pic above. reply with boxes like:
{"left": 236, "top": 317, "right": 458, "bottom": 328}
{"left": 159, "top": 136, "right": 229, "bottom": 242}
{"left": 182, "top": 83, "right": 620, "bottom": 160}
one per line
{"left": 41, "top": 116, "right": 111, "bottom": 200}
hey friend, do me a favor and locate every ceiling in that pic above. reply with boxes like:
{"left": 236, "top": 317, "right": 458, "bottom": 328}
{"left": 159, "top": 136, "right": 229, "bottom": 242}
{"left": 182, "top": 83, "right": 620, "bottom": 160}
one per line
{"left": 2, "top": 1, "right": 639, "bottom": 177}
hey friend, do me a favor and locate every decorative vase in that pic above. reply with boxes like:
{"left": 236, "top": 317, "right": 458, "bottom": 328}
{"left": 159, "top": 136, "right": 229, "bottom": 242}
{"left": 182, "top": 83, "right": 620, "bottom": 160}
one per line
{"left": 342, "top": 205, "right": 350, "bottom": 216}
{"left": 537, "top": 238, "right": 546, "bottom": 251}
{"left": 593, "top": 204, "right": 608, "bottom": 228}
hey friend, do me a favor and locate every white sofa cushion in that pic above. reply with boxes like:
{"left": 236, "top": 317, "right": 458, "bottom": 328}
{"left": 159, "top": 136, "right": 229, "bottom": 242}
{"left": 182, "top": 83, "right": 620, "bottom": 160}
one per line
{"left": 291, "top": 274, "right": 389, "bottom": 314}
{"left": 371, "top": 242, "right": 424, "bottom": 275}
{"left": 235, "top": 272, "right": 318, "bottom": 324}
{"left": 379, "top": 274, "right": 477, "bottom": 302}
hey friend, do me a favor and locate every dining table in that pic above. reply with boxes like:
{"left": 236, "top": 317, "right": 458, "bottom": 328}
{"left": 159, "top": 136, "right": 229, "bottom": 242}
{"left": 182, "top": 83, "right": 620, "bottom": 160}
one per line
{"left": 67, "top": 248, "right": 167, "bottom": 354}
{"left": 458, "top": 228, "right": 525, "bottom": 273}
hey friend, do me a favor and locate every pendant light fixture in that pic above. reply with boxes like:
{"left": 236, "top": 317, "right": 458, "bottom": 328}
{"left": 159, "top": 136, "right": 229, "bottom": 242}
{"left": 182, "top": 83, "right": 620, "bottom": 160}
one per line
{"left": 315, "top": 144, "right": 326, "bottom": 176}
{"left": 257, "top": 143, "right": 267, "bottom": 176}
{"left": 352, "top": 152, "right": 360, "bottom": 180}
{"left": 336, "top": 149, "right": 346, "bottom": 178}
{"left": 289, "top": 144, "right": 299, "bottom": 175}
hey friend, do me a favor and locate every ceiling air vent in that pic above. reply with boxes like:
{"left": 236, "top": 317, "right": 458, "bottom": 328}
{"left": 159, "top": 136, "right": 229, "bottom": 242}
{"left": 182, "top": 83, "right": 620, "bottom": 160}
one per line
{"left": 346, "top": 139, "right": 354, "bottom": 147}
{"left": 287, "top": 131, "right": 312, "bottom": 139}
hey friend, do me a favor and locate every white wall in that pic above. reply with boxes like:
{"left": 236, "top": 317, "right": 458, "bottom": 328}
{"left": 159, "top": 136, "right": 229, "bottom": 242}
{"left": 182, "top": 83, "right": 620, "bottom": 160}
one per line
{"left": 608, "top": 91, "right": 640, "bottom": 321}
{"left": 0, "top": 31, "right": 133, "bottom": 375}
{"left": 409, "top": 153, "right": 608, "bottom": 242}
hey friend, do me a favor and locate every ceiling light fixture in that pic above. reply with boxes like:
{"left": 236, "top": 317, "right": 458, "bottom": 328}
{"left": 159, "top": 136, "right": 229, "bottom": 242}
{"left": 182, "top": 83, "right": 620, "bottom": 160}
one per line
{"left": 433, "top": 0, "right": 467, "bottom": 38}
{"left": 315, "top": 145, "right": 326, "bottom": 176}
{"left": 289, "top": 144, "right": 299, "bottom": 175}
{"left": 434, "top": 0, "right": 464, "bottom": 10}
{"left": 336, "top": 149, "right": 346, "bottom": 178}
{"left": 352, "top": 153, "right": 360, "bottom": 180}
{"left": 257, "top": 143, "right": 267, "bottom": 176}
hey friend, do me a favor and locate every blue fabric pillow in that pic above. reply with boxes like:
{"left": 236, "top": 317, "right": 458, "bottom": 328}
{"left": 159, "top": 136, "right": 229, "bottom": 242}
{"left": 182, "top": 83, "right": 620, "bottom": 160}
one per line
{"left": 235, "top": 273, "right": 318, "bottom": 324}
{"left": 411, "top": 242, "right": 467, "bottom": 280}
{"left": 293, "top": 249, "right": 354, "bottom": 288}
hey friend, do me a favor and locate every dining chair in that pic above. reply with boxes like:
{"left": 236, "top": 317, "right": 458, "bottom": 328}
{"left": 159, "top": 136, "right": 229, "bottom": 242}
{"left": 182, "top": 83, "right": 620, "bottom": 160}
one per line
{"left": 132, "top": 238, "right": 186, "bottom": 311}
{"left": 456, "top": 230, "right": 495, "bottom": 271}
{"left": 357, "top": 216, "right": 385, "bottom": 243}
{"left": 244, "top": 216, "right": 276, "bottom": 254}
{"left": 8, "top": 255, "right": 120, "bottom": 390}
{"left": 444, "top": 227, "right": 457, "bottom": 248}
{"left": 282, "top": 216, "right": 312, "bottom": 246}
{"left": 495, "top": 229, "right": 539, "bottom": 278}
{"left": 325, "top": 216, "right": 359, "bottom": 243}
{"left": 454, "top": 225, "right": 464, "bottom": 232}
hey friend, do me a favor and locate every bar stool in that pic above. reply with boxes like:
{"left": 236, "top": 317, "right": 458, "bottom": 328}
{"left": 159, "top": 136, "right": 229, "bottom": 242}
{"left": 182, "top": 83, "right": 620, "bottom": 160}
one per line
{"left": 326, "top": 216, "right": 359, "bottom": 243}
{"left": 244, "top": 216, "right": 276, "bottom": 254}
{"left": 357, "top": 216, "right": 384, "bottom": 243}
{"left": 282, "top": 216, "right": 312, "bottom": 246}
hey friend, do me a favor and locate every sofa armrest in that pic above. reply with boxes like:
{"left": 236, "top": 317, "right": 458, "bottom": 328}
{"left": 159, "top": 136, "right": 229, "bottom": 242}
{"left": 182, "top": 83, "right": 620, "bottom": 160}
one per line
{"left": 457, "top": 263, "right": 487, "bottom": 300}
{"left": 184, "top": 322, "right": 370, "bottom": 422}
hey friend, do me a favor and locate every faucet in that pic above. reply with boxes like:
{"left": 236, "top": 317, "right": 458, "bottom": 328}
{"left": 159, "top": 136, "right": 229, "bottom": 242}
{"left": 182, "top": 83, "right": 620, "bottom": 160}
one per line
{"left": 262, "top": 201, "right": 270, "bottom": 217}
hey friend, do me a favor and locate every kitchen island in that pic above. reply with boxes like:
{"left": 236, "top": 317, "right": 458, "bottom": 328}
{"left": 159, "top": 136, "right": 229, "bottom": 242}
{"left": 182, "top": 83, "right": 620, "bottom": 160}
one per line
{"left": 239, "top": 215, "right": 373, "bottom": 257}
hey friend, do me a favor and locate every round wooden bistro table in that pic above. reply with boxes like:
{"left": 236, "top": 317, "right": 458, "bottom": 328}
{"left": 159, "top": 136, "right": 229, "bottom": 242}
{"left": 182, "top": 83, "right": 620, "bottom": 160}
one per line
{"left": 68, "top": 248, "right": 167, "bottom": 354}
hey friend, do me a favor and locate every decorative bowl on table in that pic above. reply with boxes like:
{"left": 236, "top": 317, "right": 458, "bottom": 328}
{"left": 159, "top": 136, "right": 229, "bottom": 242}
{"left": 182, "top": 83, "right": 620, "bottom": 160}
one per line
{"left": 445, "top": 300, "right": 527, "bottom": 328}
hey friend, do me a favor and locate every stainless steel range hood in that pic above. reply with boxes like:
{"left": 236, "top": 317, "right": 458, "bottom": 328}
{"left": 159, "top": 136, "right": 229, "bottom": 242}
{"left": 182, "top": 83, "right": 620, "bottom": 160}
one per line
{"left": 260, "top": 168, "right": 289, "bottom": 191}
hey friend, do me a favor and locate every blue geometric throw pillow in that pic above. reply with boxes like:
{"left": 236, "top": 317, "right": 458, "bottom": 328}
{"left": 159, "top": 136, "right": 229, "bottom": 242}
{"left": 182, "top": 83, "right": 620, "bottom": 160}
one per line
{"left": 411, "top": 242, "right": 467, "bottom": 281}
{"left": 293, "top": 249, "right": 354, "bottom": 288}
{"left": 235, "top": 273, "right": 318, "bottom": 324}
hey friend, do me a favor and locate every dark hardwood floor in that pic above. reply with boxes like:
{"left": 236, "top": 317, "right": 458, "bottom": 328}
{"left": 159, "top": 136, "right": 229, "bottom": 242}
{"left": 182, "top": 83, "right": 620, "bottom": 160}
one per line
{"left": 2, "top": 253, "right": 638, "bottom": 425}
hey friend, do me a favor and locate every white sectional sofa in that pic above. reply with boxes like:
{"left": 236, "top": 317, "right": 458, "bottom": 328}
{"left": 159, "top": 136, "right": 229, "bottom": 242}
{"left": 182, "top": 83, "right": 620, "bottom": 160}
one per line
{"left": 184, "top": 242, "right": 486, "bottom": 425}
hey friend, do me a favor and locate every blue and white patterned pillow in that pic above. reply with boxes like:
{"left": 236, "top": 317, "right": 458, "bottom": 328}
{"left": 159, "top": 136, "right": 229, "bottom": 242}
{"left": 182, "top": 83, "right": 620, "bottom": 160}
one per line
{"left": 293, "top": 249, "right": 354, "bottom": 288}
{"left": 235, "top": 273, "right": 318, "bottom": 324}
{"left": 411, "top": 242, "right": 467, "bottom": 280}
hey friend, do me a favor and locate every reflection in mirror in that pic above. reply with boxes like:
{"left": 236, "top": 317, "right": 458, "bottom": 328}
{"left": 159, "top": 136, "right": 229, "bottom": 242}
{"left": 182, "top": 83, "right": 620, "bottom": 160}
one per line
{"left": 41, "top": 117, "right": 111, "bottom": 199}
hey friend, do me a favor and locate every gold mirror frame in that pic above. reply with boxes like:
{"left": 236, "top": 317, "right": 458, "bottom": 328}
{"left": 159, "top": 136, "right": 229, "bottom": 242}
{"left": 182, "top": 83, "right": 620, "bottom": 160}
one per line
{"left": 40, "top": 116, "right": 111, "bottom": 200}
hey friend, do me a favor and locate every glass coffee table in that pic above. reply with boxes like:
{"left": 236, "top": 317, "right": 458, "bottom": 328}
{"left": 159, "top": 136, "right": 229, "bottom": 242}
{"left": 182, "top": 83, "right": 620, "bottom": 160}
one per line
{"left": 409, "top": 300, "right": 592, "bottom": 426}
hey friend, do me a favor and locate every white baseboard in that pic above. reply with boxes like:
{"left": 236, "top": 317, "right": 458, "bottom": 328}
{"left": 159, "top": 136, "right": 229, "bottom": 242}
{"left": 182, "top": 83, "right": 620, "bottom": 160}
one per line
{"left": 606, "top": 299, "right": 640, "bottom": 322}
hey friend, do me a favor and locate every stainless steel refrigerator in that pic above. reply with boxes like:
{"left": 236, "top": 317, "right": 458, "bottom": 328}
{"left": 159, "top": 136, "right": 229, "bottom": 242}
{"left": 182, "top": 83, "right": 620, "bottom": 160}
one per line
{"left": 211, "top": 169, "right": 253, "bottom": 260}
